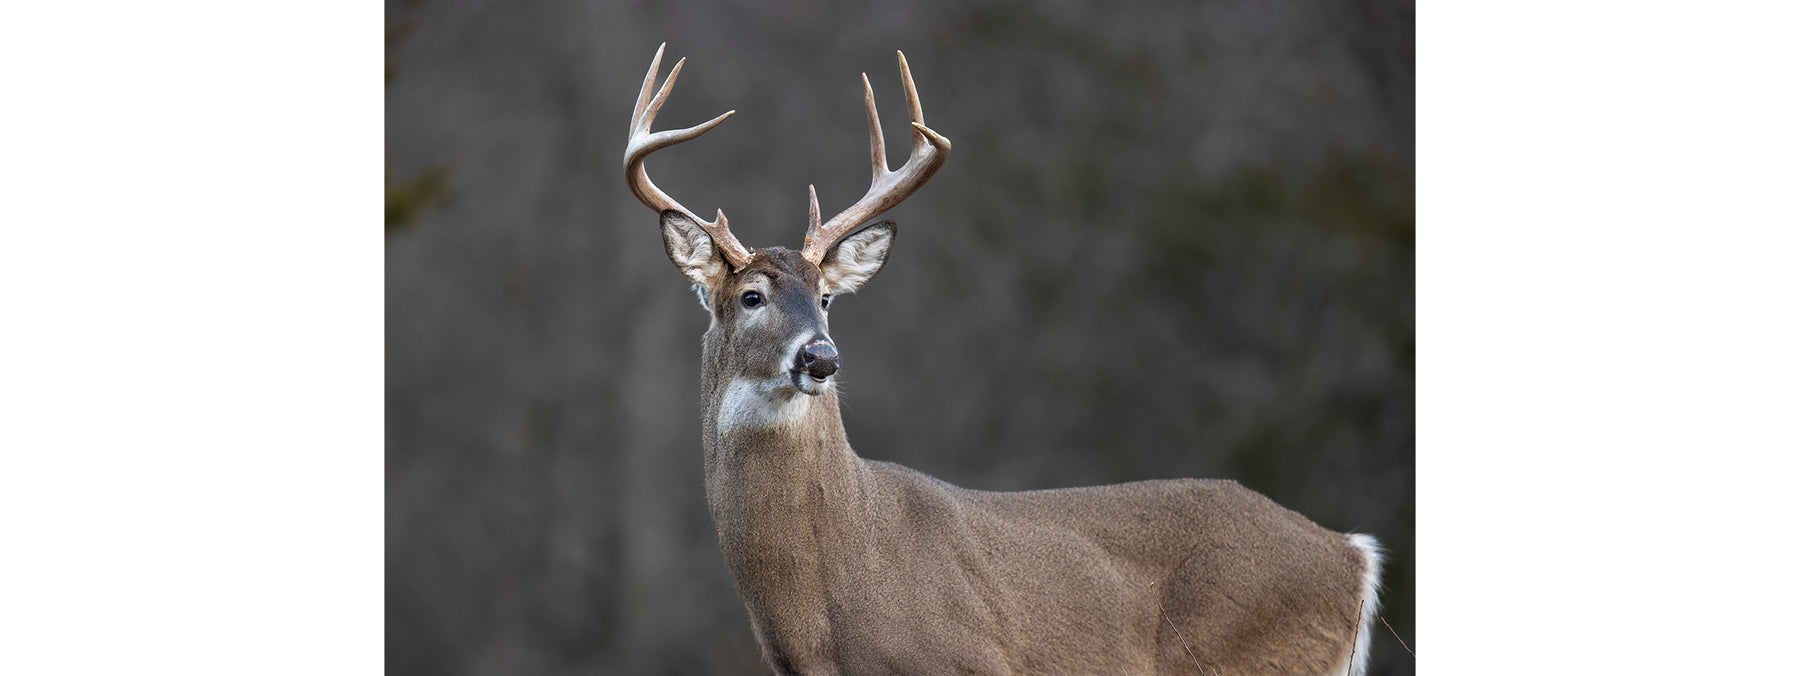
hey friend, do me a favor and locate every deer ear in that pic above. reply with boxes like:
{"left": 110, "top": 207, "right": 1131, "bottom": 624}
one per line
{"left": 819, "top": 221, "right": 895, "bottom": 295}
{"left": 661, "top": 210, "right": 729, "bottom": 296}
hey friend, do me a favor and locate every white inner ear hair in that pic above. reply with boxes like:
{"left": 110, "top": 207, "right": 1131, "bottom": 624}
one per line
{"left": 822, "top": 228, "right": 891, "bottom": 294}
{"left": 666, "top": 221, "right": 726, "bottom": 296}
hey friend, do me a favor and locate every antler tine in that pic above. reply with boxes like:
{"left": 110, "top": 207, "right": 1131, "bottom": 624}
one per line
{"left": 897, "top": 51, "right": 929, "bottom": 152}
{"left": 863, "top": 73, "right": 887, "bottom": 177}
{"left": 801, "top": 51, "right": 952, "bottom": 265}
{"left": 808, "top": 184, "right": 822, "bottom": 231}
{"left": 624, "top": 43, "right": 754, "bottom": 271}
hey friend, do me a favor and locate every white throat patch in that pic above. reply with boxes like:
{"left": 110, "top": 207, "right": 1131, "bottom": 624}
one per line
{"left": 716, "top": 377, "right": 811, "bottom": 436}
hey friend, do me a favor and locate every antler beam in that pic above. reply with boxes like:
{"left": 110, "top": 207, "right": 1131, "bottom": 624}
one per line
{"left": 624, "top": 44, "right": 755, "bottom": 271}
{"left": 800, "top": 51, "right": 953, "bottom": 266}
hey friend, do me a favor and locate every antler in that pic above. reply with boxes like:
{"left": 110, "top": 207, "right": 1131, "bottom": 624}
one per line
{"left": 625, "top": 44, "right": 754, "bottom": 270}
{"left": 800, "top": 51, "right": 953, "bottom": 266}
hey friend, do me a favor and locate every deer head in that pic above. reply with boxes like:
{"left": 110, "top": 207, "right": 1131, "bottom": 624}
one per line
{"left": 625, "top": 44, "right": 950, "bottom": 399}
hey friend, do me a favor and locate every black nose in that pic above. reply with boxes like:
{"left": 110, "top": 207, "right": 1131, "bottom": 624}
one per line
{"left": 801, "top": 341, "right": 839, "bottom": 379}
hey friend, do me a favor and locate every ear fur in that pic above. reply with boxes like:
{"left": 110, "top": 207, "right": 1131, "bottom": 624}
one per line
{"left": 819, "top": 221, "right": 896, "bottom": 295}
{"left": 660, "top": 210, "right": 728, "bottom": 308}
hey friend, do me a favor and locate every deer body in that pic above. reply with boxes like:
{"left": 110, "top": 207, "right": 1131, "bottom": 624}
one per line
{"left": 625, "top": 46, "right": 1382, "bottom": 675}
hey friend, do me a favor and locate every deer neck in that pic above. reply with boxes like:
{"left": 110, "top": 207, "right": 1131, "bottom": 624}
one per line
{"left": 700, "top": 370, "right": 870, "bottom": 525}
{"left": 699, "top": 367, "right": 876, "bottom": 613}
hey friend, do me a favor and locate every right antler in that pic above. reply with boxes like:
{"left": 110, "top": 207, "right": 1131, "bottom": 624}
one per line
{"left": 799, "top": 51, "right": 953, "bottom": 266}
{"left": 625, "top": 44, "right": 755, "bottom": 271}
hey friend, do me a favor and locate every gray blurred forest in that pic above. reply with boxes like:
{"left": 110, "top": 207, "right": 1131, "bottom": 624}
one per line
{"left": 386, "top": 0, "right": 1414, "bottom": 673}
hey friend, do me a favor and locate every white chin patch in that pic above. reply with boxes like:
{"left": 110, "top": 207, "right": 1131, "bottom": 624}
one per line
{"left": 793, "top": 371, "right": 832, "bottom": 396}
{"left": 717, "top": 377, "right": 812, "bottom": 435}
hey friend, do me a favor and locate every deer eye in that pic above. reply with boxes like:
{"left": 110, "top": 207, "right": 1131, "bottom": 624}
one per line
{"left": 820, "top": 294, "right": 832, "bottom": 310}
{"left": 741, "top": 291, "right": 762, "bottom": 308}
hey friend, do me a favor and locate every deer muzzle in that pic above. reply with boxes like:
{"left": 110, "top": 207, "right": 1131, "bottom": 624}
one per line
{"left": 798, "top": 339, "right": 839, "bottom": 382}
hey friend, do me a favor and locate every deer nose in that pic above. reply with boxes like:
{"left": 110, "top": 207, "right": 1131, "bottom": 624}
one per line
{"left": 800, "top": 340, "right": 839, "bottom": 379}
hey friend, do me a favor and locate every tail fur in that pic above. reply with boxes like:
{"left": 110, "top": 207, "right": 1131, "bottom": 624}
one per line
{"left": 1338, "top": 533, "right": 1383, "bottom": 676}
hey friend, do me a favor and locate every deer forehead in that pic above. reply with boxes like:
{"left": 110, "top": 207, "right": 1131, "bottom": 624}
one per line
{"left": 717, "top": 248, "right": 823, "bottom": 297}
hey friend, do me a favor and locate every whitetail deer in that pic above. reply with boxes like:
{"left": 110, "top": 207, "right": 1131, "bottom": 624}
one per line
{"left": 625, "top": 44, "right": 1383, "bottom": 675}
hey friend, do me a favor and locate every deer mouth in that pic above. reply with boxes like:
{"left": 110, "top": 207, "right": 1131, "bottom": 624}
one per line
{"left": 790, "top": 367, "right": 832, "bottom": 396}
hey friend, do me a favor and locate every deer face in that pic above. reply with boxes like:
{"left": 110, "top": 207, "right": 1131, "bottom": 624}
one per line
{"left": 662, "top": 211, "right": 895, "bottom": 398}
{"left": 628, "top": 46, "right": 943, "bottom": 409}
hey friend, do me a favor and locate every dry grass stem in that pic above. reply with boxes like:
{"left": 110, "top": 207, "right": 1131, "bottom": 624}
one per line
{"left": 1150, "top": 581, "right": 1204, "bottom": 674}
{"left": 1379, "top": 614, "right": 1414, "bottom": 658}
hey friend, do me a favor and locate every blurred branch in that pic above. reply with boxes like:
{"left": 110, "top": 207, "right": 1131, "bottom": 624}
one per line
{"left": 385, "top": 164, "right": 452, "bottom": 235}
{"left": 385, "top": 7, "right": 448, "bottom": 235}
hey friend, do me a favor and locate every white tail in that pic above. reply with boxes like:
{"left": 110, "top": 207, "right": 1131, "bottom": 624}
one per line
{"left": 627, "top": 44, "right": 1381, "bottom": 675}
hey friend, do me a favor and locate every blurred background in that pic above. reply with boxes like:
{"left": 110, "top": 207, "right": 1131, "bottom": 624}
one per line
{"left": 386, "top": 0, "right": 1413, "bottom": 673}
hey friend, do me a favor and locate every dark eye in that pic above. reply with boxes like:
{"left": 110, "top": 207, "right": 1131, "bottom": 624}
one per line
{"left": 741, "top": 291, "right": 762, "bottom": 308}
{"left": 820, "top": 294, "right": 832, "bottom": 309}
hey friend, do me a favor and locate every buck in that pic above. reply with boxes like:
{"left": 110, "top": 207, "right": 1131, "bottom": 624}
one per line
{"left": 624, "top": 44, "right": 1383, "bottom": 675}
